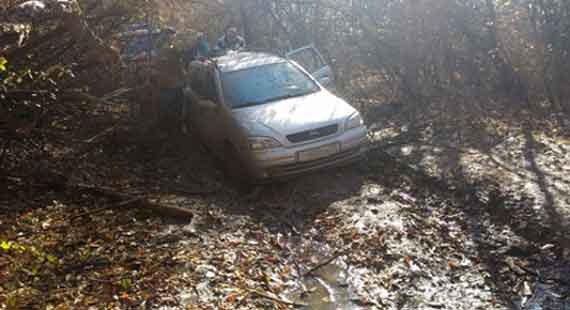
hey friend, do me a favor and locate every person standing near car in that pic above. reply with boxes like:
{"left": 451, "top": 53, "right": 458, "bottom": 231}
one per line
{"left": 193, "top": 32, "right": 210, "bottom": 60}
{"left": 182, "top": 32, "right": 210, "bottom": 65}
{"left": 215, "top": 26, "right": 246, "bottom": 52}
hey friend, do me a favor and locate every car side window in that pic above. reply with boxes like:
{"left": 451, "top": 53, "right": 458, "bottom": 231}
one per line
{"left": 288, "top": 48, "right": 325, "bottom": 73}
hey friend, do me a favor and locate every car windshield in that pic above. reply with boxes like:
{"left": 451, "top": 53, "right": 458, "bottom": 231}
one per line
{"left": 221, "top": 62, "right": 320, "bottom": 109}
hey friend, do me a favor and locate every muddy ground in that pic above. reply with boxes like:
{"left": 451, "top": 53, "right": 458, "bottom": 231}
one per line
{"left": 1, "top": 103, "right": 570, "bottom": 309}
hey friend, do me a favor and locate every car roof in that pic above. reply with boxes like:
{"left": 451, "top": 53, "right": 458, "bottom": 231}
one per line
{"left": 215, "top": 51, "right": 286, "bottom": 73}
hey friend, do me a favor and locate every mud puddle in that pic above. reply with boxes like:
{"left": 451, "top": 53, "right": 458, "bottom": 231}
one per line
{"left": 294, "top": 264, "right": 358, "bottom": 310}
{"left": 284, "top": 242, "right": 365, "bottom": 310}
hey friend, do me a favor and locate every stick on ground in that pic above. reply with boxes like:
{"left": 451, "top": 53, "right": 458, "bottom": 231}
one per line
{"left": 302, "top": 249, "right": 347, "bottom": 277}
{"left": 248, "top": 289, "right": 308, "bottom": 307}
{"left": 73, "top": 184, "right": 194, "bottom": 220}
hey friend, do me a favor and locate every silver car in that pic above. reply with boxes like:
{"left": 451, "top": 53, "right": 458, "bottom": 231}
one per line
{"left": 186, "top": 49, "right": 368, "bottom": 182}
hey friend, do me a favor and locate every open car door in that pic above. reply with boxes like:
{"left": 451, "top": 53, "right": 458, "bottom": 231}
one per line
{"left": 286, "top": 44, "right": 335, "bottom": 89}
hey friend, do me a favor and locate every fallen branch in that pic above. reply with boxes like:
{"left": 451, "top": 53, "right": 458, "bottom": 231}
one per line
{"left": 70, "top": 197, "right": 142, "bottom": 221}
{"left": 73, "top": 184, "right": 193, "bottom": 220}
{"left": 62, "top": 91, "right": 115, "bottom": 106}
{"left": 302, "top": 249, "right": 347, "bottom": 277}
{"left": 83, "top": 125, "right": 118, "bottom": 144}
{"left": 64, "top": 124, "right": 121, "bottom": 161}
{"left": 101, "top": 87, "right": 133, "bottom": 101}
{"left": 248, "top": 289, "right": 307, "bottom": 307}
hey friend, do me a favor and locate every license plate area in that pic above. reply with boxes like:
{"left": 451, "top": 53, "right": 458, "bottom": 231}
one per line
{"left": 297, "top": 143, "right": 339, "bottom": 162}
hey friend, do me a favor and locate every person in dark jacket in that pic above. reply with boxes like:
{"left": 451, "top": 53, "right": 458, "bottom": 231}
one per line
{"left": 215, "top": 26, "right": 245, "bottom": 52}
{"left": 194, "top": 32, "right": 210, "bottom": 59}
{"left": 183, "top": 32, "right": 210, "bottom": 64}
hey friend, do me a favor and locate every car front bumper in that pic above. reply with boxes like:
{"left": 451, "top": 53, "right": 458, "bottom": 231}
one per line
{"left": 246, "top": 126, "right": 368, "bottom": 180}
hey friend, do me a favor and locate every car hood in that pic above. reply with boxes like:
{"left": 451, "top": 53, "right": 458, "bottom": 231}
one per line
{"left": 232, "top": 90, "right": 356, "bottom": 137}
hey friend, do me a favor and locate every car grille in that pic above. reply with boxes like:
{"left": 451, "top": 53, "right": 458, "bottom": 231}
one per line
{"left": 286, "top": 124, "right": 338, "bottom": 143}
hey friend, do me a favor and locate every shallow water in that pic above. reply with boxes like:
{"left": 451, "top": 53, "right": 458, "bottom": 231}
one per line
{"left": 291, "top": 262, "right": 362, "bottom": 310}
{"left": 280, "top": 238, "right": 368, "bottom": 310}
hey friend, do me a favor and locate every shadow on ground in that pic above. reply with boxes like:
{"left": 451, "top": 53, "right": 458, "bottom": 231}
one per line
{"left": 364, "top": 99, "right": 570, "bottom": 309}
{"left": 92, "top": 119, "right": 570, "bottom": 309}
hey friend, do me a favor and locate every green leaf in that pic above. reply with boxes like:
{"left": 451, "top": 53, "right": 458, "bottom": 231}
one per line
{"left": 0, "top": 57, "right": 7, "bottom": 72}
{"left": 117, "top": 278, "right": 132, "bottom": 290}
{"left": 0, "top": 240, "right": 12, "bottom": 252}
{"left": 46, "top": 254, "right": 58, "bottom": 264}
{"left": 7, "top": 294, "right": 17, "bottom": 307}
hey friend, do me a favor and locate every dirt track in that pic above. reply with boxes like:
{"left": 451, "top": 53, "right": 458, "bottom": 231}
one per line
{"left": 2, "top": 116, "right": 570, "bottom": 309}
{"left": 94, "top": 127, "right": 570, "bottom": 309}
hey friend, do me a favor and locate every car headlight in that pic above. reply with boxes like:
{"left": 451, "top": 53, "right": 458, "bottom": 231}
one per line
{"left": 248, "top": 136, "right": 282, "bottom": 151}
{"left": 345, "top": 113, "right": 364, "bottom": 130}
